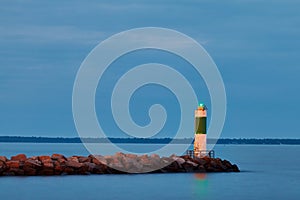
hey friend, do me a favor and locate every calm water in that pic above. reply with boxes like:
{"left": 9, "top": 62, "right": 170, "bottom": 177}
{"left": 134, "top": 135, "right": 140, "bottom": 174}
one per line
{"left": 0, "top": 143, "right": 299, "bottom": 200}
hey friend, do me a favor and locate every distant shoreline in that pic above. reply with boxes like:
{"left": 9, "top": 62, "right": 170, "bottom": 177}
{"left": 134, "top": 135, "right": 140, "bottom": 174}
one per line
{"left": 0, "top": 136, "right": 300, "bottom": 145}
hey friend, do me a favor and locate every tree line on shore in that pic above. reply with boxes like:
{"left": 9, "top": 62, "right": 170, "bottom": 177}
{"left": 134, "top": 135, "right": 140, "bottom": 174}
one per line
{"left": 0, "top": 136, "right": 299, "bottom": 144}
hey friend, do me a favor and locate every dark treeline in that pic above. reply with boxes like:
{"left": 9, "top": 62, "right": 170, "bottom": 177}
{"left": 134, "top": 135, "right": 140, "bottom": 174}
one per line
{"left": 217, "top": 138, "right": 300, "bottom": 145}
{"left": 0, "top": 136, "right": 300, "bottom": 144}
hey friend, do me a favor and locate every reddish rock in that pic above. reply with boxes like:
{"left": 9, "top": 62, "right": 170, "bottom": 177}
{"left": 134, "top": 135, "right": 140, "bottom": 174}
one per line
{"left": 164, "top": 161, "right": 181, "bottom": 172}
{"left": 77, "top": 164, "right": 89, "bottom": 175}
{"left": 206, "top": 166, "right": 217, "bottom": 172}
{"left": 182, "top": 162, "right": 195, "bottom": 172}
{"left": 83, "top": 162, "right": 96, "bottom": 173}
{"left": 193, "top": 157, "right": 207, "bottom": 166}
{"left": 126, "top": 154, "right": 138, "bottom": 160}
{"left": 11, "top": 154, "right": 27, "bottom": 162}
{"left": 150, "top": 154, "right": 160, "bottom": 159}
{"left": 78, "top": 156, "right": 90, "bottom": 163}
{"left": 24, "top": 167, "right": 37, "bottom": 176}
{"left": 67, "top": 156, "right": 79, "bottom": 163}
{"left": 222, "top": 160, "right": 234, "bottom": 169}
{"left": 24, "top": 159, "right": 42, "bottom": 169}
{"left": 6, "top": 161, "right": 20, "bottom": 168}
{"left": 91, "top": 155, "right": 107, "bottom": 165}
{"left": 161, "top": 157, "right": 174, "bottom": 166}
{"left": 179, "top": 155, "right": 191, "bottom": 161}
{"left": 51, "top": 154, "right": 66, "bottom": 161}
{"left": 39, "top": 169, "right": 54, "bottom": 176}
{"left": 0, "top": 156, "right": 8, "bottom": 162}
{"left": 95, "top": 164, "right": 107, "bottom": 174}
{"left": 88, "top": 161, "right": 106, "bottom": 174}
{"left": 139, "top": 155, "right": 152, "bottom": 166}
{"left": 232, "top": 164, "right": 240, "bottom": 172}
{"left": 202, "top": 156, "right": 212, "bottom": 163}
{"left": 115, "top": 152, "right": 125, "bottom": 158}
{"left": 186, "top": 160, "right": 198, "bottom": 167}
{"left": 0, "top": 161, "right": 7, "bottom": 174}
{"left": 43, "top": 162, "right": 54, "bottom": 169}
{"left": 57, "top": 158, "right": 67, "bottom": 164}
{"left": 63, "top": 167, "right": 75, "bottom": 175}
{"left": 172, "top": 156, "right": 185, "bottom": 165}
{"left": 210, "top": 160, "right": 218, "bottom": 168}
{"left": 38, "top": 156, "right": 54, "bottom": 173}
{"left": 107, "top": 157, "right": 124, "bottom": 170}
{"left": 119, "top": 157, "right": 134, "bottom": 172}
{"left": 38, "top": 156, "right": 51, "bottom": 163}
{"left": 195, "top": 165, "right": 206, "bottom": 172}
{"left": 53, "top": 161, "right": 64, "bottom": 175}
{"left": 8, "top": 168, "right": 24, "bottom": 176}
{"left": 65, "top": 160, "right": 83, "bottom": 169}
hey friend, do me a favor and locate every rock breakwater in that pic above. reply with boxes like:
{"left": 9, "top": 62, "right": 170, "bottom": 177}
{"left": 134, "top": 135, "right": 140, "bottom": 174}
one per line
{"left": 0, "top": 153, "right": 239, "bottom": 176}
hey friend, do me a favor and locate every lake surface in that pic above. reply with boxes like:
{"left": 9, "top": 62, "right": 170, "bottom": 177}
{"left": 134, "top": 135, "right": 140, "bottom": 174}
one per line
{"left": 0, "top": 143, "right": 299, "bottom": 200}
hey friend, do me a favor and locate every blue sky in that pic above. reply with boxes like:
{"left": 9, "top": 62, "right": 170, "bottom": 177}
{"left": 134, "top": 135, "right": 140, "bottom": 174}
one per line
{"left": 0, "top": 0, "right": 299, "bottom": 138}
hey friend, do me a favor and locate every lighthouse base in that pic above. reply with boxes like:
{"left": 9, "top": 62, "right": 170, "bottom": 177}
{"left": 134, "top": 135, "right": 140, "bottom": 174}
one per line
{"left": 194, "top": 134, "right": 206, "bottom": 158}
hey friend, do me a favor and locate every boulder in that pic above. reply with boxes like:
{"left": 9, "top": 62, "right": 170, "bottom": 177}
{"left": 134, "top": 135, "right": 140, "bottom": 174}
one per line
{"left": 107, "top": 157, "right": 124, "bottom": 170}
{"left": 93, "top": 164, "right": 107, "bottom": 174}
{"left": 63, "top": 167, "right": 75, "bottom": 175}
{"left": 195, "top": 165, "right": 206, "bottom": 172}
{"left": 38, "top": 169, "right": 54, "bottom": 176}
{"left": 126, "top": 154, "right": 138, "bottom": 160}
{"left": 91, "top": 155, "right": 107, "bottom": 165}
{"left": 164, "top": 161, "right": 181, "bottom": 172}
{"left": 115, "top": 152, "right": 125, "bottom": 158}
{"left": 67, "top": 156, "right": 79, "bottom": 163}
{"left": 78, "top": 156, "right": 90, "bottom": 163}
{"left": 232, "top": 164, "right": 240, "bottom": 172}
{"left": 148, "top": 157, "right": 162, "bottom": 170}
{"left": 43, "top": 162, "right": 54, "bottom": 169}
{"left": 222, "top": 160, "right": 233, "bottom": 169}
{"left": 24, "top": 167, "right": 37, "bottom": 176}
{"left": 161, "top": 157, "right": 174, "bottom": 166}
{"left": 38, "top": 156, "right": 51, "bottom": 163}
{"left": 150, "top": 154, "right": 160, "bottom": 160}
{"left": 193, "top": 157, "right": 207, "bottom": 166}
{"left": 24, "top": 159, "right": 42, "bottom": 169}
{"left": 172, "top": 156, "right": 186, "bottom": 165}
{"left": 139, "top": 155, "right": 152, "bottom": 166}
{"left": 83, "top": 162, "right": 96, "bottom": 173}
{"left": 6, "top": 161, "right": 20, "bottom": 168}
{"left": 186, "top": 160, "right": 198, "bottom": 167}
{"left": 65, "top": 160, "right": 83, "bottom": 169}
{"left": 182, "top": 162, "right": 195, "bottom": 172}
{"left": 0, "top": 156, "right": 8, "bottom": 162}
{"left": 11, "top": 154, "right": 27, "bottom": 162}
{"left": 51, "top": 154, "right": 66, "bottom": 161}
{"left": 53, "top": 161, "right": 64, "bottom": 175}
{"left": 120, "top": 156, "right": 143, "bottom": 173}
{"left": 77, "top": 164, "right": 90, "bottom": 175}
{"left": 0, "top": 161, "right": 7, "bottom": 174}
{"left": 8, "top": 168, "right": 24, "bottom": 176}
{"left": 210, "top": 160, "right": 218, "bottom": 168}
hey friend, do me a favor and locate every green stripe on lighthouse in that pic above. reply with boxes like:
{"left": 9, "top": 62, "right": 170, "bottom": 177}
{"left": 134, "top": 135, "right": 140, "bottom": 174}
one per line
{"left": 195, "top": 117, "right": 206, "bottom": 134}
{"left": 194, "top": 103, "right": 207, "bottom": 134}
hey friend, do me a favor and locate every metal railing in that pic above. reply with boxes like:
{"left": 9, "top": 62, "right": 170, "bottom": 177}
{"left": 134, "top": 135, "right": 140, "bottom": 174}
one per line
{"left": 186, "top": 150, "right": 215, "bottom": 158}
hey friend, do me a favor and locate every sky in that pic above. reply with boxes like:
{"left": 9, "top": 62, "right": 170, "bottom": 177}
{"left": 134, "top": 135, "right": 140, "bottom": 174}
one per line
{"left": 0, "top": 0, "right": 299, "bottom": 138}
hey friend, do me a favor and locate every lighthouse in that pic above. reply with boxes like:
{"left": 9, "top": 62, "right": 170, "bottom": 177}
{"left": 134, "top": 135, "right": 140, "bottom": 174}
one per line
{"left": 194, "top": 103, "right": 207, "bottom": 157}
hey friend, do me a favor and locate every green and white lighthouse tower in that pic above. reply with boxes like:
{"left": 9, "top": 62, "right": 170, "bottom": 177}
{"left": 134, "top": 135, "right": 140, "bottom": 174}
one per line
{"left": 194, "top": 103, "right": 207, "bottom": 157}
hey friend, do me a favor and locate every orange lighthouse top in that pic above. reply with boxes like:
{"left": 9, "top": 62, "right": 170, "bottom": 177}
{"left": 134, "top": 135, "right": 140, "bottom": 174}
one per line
{"left": 195, "top": 103, "right": 207, "bottom": 117}
{"left": 197, "top": 103, "right": 207, "bottom": 111}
